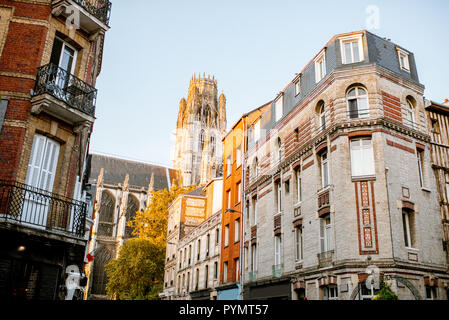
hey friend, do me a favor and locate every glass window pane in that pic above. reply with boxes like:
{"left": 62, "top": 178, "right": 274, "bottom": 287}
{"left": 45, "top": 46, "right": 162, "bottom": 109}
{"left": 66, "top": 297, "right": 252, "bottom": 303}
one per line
{"left": 345, "top": 43, "right": 353, "bottom": 63}
{"left": 353, "top": 41, "right": 360, "bottom": 62}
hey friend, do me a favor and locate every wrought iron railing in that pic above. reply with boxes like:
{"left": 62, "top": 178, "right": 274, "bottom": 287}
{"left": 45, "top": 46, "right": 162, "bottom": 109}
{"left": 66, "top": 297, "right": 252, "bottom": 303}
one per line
{"left": 33, "top": 63, "right": 97, "bottom": 117}
{"left": 272, "top": 264, "right": 283, "bottom": 277}
{"left": 72, "top": 0, "right": 112, "bottom": 26}
{"left": 248, "top": 271, "right": 257, "bottom": 282}
{"left": 0, "top": 180, "right": 87, "bottom": 238}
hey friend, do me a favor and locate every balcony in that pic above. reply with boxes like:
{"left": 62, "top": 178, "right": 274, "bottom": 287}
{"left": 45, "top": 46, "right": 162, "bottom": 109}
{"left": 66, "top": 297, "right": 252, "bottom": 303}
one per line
{"left": 318, "top": 250, "right": 334, "bottom": 268}
{"left": 52, "top": 0, "right": 112, "bottom": 33}
{"left": 31, "top": 63, "right": 97, "bottom": 125}
{"left": 272, "top": 264, "right": 283, "bottom": 278}
{"left": 248, "top": 271, "right": 257, "bottom": 283}
{"left": 0, "top": 180, "right": 87, "bottom": 239}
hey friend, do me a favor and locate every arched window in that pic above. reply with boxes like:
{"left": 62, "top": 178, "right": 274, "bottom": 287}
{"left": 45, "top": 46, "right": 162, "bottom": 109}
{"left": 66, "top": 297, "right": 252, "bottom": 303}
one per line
{"left": 276, "top": 137, "right": 282, "bottom": 162}
{"left": 91, "top": 246, "right": 113, "bottom": 295}
{"left": 200, "top": 130, "right": 205, "bottom": 151}
{"left": 405, "top": 97, "right": 416, "bottom": 129}
{"left": 210, "top": 135, "right": 216, "bottom": 155}
{"left": 125, "top": 195, "right": 139, "bottom": 239}
{"left": 98, "top": 191, "right": 115, "bottom": 237}
{"left": 317, "top": 101, "right": 326, "bottom": 131}
{"left": 347, "top": 86, "right": 368, "bottom": 119}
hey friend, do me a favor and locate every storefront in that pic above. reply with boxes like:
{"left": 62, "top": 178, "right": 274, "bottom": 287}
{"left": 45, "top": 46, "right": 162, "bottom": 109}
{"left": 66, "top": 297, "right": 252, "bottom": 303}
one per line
{"left": 243, "top": 277, "right": 291, "bottom": 300}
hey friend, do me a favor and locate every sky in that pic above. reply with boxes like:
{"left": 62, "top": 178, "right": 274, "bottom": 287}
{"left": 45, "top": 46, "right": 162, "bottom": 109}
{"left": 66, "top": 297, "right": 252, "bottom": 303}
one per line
{"left": 90, "top": 0, "right": 449, "bottom": 168}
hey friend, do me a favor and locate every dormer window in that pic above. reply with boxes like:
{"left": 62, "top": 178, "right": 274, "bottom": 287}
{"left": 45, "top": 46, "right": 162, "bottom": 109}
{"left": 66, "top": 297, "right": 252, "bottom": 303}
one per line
{"left": 315, "top": 49, "right": 326, "bottom": 83}
{"left": 340, "top": 34, "right": 364, "bottom": 64}
{"left": 397, "top": 47, "right": 410, "bottom": 72}
{"left": 275, "top": 95, "right": 284, "bottom": 122}
{"left": 294, "top": 75, "right": 301, "bottom": 96}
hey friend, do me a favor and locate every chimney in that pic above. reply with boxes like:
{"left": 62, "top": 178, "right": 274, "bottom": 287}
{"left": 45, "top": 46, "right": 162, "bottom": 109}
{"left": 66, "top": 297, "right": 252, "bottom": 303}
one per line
{"left": 444, "top": 99, "right": 449, "bottom": 107}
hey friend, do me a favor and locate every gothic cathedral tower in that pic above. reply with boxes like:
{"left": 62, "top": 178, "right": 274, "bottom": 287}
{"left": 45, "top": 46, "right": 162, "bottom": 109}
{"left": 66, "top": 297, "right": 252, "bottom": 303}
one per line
{"left": 174, "top": 74, "right": 227, "bottom": 186}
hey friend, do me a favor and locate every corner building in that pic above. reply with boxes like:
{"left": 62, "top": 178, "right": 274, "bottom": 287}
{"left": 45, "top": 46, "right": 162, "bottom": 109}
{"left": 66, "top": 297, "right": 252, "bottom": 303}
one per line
{"left": 242, "top": 30, "right": 448, "bottom": 300}
{"left": 0, "top": 0, "right": 111, "bottom": 300}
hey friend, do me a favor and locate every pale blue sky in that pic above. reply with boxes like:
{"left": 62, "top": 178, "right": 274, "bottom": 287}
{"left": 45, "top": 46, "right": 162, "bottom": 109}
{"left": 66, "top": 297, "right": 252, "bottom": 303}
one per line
{"left": 90, "top": 0, "right": 449, "bottom": 167}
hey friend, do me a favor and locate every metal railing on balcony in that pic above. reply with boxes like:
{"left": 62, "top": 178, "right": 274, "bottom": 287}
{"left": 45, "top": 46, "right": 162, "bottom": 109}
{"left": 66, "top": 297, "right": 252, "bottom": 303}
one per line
{"left": 248, "top": 271, "right": 257, "bottom": 282}
{"left": 73, "top": 0, "right": 112, "bottom": 26}
{"left": 0, "top": 180, "right": 87, "bottom": 238}
{"left": 33, "top": 63, "right": 97, "bottom": 118}
{"left": 272, "top": 264, "right": 283, "bottom": 277}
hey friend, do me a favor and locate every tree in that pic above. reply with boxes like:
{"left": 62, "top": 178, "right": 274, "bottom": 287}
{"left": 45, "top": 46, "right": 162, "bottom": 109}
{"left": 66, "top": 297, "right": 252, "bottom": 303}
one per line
{"left": 129, "top": 183, "right": 196, "bottom": 247}
{"left": 105, "top": 238, "right": 164, "bottom": 300}
{"left": 105, "top": 183, "right": 196, "bottom": 300}
{"left": 372, "top": 283, "right": 399, "bottom": 300}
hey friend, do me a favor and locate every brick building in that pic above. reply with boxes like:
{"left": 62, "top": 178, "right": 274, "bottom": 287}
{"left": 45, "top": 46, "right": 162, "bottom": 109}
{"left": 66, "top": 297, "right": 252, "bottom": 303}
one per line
{"left": 241, "top": 30, "right": 449, "bottom": 300}
{"left": 0, "top": 0, "right": 111, "bottom": 300}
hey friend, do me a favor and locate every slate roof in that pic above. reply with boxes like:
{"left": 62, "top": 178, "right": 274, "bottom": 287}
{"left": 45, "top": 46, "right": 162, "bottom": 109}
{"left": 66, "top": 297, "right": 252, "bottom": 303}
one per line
{"left": 184, "top": 186, "right": 206, "bottom": 197}
{"left": 88, "top": 154, "right": 179, "bottom": 191}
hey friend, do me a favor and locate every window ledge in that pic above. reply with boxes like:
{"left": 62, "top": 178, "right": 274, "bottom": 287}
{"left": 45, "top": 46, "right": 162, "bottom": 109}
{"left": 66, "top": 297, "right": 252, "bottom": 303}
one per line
{"left": 406, "top": 247, "right": 419, "bottom": 252}
{"left": 351, "top": 175, "right": 376, "bottom": 182}
{"left": 294, "top": 202, "right": 302, "bottom": 209}
{"left": 421, "top": 187, "right": 431, "bottom": 193}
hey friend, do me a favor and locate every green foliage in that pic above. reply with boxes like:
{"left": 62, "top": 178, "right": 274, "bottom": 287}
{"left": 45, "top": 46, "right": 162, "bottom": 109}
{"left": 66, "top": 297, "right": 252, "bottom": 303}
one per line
{"left": 105, "top": 239, "right": 165, "bottom": 300}
{"left": 372, "top": 283, "right": 399, "bottom": 300}
{"left": 105, "top": 183, "right": 196, "bottom": 300}
{"left": 129, "top": 183, "right": 197, "bottom": 246}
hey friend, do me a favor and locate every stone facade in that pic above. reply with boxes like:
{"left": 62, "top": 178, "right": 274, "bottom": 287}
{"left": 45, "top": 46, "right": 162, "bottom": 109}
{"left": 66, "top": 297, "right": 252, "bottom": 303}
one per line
{"left": 83, "top": 154, "right": 178, "bottom": 300}
{"left": 242, "top": 30, "right": 449, "bottom": 300}
{"left": 173, "top": 74, "right": 227, "bottom": 186}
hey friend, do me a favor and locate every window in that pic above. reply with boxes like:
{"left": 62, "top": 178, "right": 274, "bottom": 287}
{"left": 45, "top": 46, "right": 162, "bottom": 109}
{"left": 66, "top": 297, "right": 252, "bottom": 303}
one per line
{"left": 350, "top": 138, "right": 375, "bottom": 177}
{"left": 315, "top": 50, "right": 326, "bottom": 83}
{"left": 214, "top": 262, "right": 218, "bottom": 279}
{"left": 206, "top": 234, "right": 210, "bottom": 257}
{"left": 244, "top": 246, "right": 249, "bottom": 270}
{"left": 405, "top": 98, "right": 416, "bottom": 129}
{"left": 210, "top": 135, "right": 216, "bottom": 155}
{"left": 317, "top": 101, "right": 326, "bottom": 131}
{"left": 0, "top": 98, "right": 8, "bottom": 134}
{"left": 402, "top": 210, "right": 417, "bottom": 248}
{"left": 253, "top": 158, "right": 259, "bottom": 178}
{"left": 197, "top": 239, "right": 201, "bottom": 261}
{"left": 195, "top": 269, "right": 199, "bottom": 290}
{"left": 295, "top": 226, "right": 303, "bottom": 261}
{"left": 236, "top": 182, "right": 241, "bottom": 204}
{"left": 397, "top": 47, "right": 410, "bottom": 72}
{"left": 294, "top": 79, "right": 301, "bottom": 96}
{"left": 320, "top": 152, "right": 330, "bottom": 188}
{"left": 226, "top": 189, "right": 231, "bottom": 210}
{"left": 252, "top": 198, "right": 258, "bottom": 225}
{"left": 254, "top": 120, "right": 261, "bottom": 142}
{"left": 226, "top": 155, "right": 232, "bottom": 177}
{"left": 224, "top": 225, "right": 229, "bottom": 247}
{"left": 276, "top": 181, "right": 282, "bottom": 213}
{"left": 215, "top": 228, "right": 220, "bottom": 246}
{"left": 223, "top": 262, "right": 228, "bottom": 283}
{"left": 417, "top": 148, "right": 425, "bottom": 188}
{"left": 234, "top": 218, "right": 240, "bottom": 243}
{"left": 235, "top": 257, "right": 240, "bottom": 282}
{"left": 26, "top": 134, "right": 60, "bottom": 192}
{"left": 347, "top": 86, "right": 369, "bottom": 119}
{"left": 320, "top": 214, "right": 334, "bottom": 253}
{"left": 205, "top": 265, "right": 209, "bottom": 288}
{"left": 50, "top": 37, "right": 78, "bottom": 74}
{"left": 251, "top": 244, "right": 257, "bottom": 272}
{"left": 188, "top": 245, "right": 192, "bottom": 265}
{"left": 200, "top": 130, "right": 205, "bottom": 151}
{"left": 426, "top": 286, "right": 438, "bottom": 300}
{"left": 322, "top": 285, "right": 338, "bottom": 300}
{"left": 236, "top": 144, "right": 242, "bottom": 168}
{"left": 276, "top": 137, "right": 282, "bottom": 162}
{"left": 187, "top": 272, "right": 190, "bottom": 292}
{"left": 274, "top": 235, "right": 282, "bottom": 266}
{"left": 296, "top": 169, "right": 302, "bottom": 203}
{"left": 275, "top": 95, "right": 284, "bottom": 122}
{"left": 340, "top": 35, "right": 363, "bottom": 64}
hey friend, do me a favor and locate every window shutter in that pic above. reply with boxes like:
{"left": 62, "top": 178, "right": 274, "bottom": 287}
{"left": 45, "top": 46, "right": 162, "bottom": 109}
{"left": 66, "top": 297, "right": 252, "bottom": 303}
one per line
{"left": 319, "top": 219, "right": 325, "bottom": 252}
{"left": 26, "top": 135, "right": 47, "bottom": 188}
